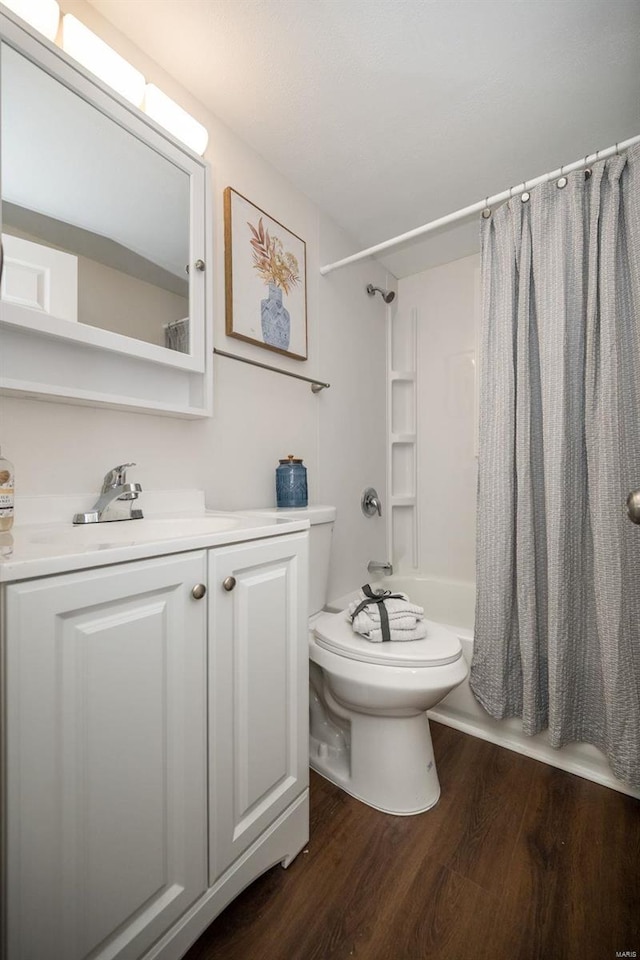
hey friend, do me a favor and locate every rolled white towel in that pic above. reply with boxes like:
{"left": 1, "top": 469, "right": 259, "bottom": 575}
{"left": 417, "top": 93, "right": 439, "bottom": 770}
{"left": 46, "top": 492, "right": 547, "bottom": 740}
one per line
{"left": 351, "top": 610, "right": 423, "bottom": 636}
{"left": 347, "top": 592, "right": 424, "bottom": 624}
{"left": 352, "top": 621, "right": 428, "bottom": 643}
{"left": 348, "top": 588, "right": 426, "bottom": 643}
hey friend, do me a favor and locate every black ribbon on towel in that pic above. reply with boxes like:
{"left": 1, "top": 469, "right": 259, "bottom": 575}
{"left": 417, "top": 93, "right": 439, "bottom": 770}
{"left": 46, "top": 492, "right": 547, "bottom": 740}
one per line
{"left": 350, "top": 584, "right": 406, "bottom": 642}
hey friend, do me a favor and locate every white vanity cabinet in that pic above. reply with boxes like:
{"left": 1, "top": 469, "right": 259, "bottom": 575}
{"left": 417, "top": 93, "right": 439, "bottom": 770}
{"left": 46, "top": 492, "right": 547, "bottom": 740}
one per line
{"left": 209, "top": 533, "right": 309, "bottom": 882}
{"left": 1, "top": 522, "right": 309, "bottom": 960}
{"left": 4, "top": 551, "right": 209, "bottom": 960}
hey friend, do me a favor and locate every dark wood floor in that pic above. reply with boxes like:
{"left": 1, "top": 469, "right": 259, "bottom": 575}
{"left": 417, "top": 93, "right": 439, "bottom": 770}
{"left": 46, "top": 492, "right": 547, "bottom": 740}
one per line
{"left": 184, "top": 723, "right": 640, "bottom": 960}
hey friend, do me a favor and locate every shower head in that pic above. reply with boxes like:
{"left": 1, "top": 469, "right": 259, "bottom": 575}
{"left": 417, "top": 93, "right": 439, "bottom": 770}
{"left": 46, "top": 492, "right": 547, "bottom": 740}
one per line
{"left": 366, "top": 283, "right": 395, "bottom": 304}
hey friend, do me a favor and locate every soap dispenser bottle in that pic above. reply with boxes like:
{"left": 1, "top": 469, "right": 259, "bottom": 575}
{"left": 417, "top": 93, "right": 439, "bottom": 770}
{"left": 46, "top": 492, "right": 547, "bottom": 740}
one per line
{"left": 0, "top": 446, "right": 15, "bottom": 531}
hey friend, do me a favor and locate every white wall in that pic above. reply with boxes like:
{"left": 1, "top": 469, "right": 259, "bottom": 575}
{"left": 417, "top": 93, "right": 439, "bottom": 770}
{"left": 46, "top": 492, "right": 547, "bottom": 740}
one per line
{"left": 317, "top": 216, "right": 392, "bottom": 599}
{"left": 397, "top": 253, "right": 479, "bottom": 583}
{"left": 0, "top": 0, "right": 389, "bottom": 597}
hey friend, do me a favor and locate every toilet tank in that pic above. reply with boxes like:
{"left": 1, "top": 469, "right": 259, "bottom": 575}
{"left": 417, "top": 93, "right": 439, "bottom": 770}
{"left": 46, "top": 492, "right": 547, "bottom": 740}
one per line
{"left": 239, "top": 505, "right": 336, "bottom": 616}
{"left": 300, "top": 505, "right": 336, "bottom": 616}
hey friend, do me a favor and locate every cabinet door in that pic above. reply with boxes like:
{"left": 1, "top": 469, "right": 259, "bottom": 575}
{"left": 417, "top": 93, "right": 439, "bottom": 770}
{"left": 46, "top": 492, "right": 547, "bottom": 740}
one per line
{"left": 209, "top": 532, "right": 308, "bottom": 882}
{"left": 5, "top": 552, "right": 208, "bottom": 960}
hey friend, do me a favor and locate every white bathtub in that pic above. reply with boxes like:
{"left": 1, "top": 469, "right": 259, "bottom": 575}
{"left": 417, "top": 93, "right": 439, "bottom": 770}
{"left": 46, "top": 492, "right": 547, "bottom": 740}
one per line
{"left": 328, "top": 575, "right": 640, "bottom": 800}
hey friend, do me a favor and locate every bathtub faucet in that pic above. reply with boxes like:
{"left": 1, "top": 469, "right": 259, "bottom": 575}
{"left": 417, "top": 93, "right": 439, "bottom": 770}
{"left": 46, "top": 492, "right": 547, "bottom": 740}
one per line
{"left": 367, "top": 560, "right": 393, "bottom": 576}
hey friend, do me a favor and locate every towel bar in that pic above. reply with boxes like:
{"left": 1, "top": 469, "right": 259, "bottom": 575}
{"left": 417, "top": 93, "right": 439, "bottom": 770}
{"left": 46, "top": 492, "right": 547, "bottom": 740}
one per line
{"left": 213, "top": 348, "right": 330, "bottom": 392}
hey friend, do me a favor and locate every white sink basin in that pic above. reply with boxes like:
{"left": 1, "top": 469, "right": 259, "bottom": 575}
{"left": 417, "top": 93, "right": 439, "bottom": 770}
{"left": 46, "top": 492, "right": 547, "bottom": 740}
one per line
{"left": 28, "top": 515, "right": 241, "bottom": 547}
{"left": 1, "top": 500, "right": 311, "bottom": 583}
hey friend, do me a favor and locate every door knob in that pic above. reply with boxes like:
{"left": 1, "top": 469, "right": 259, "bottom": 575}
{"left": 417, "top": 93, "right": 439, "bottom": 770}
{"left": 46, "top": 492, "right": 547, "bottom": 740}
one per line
{"left": 222, "top": 576, "right": 236, "bottom": 591}
{"left": 192, "top": 583, "right": 207, "bottom": 599}
{"left": 627, "top": 489, "right": 640, "bottom": 525}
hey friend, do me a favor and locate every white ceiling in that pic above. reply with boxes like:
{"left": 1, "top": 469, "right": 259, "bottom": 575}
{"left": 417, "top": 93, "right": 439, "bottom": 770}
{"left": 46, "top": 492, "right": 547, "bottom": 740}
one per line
{"left": 87, "top": 0, "right": 640, "bottom": 278}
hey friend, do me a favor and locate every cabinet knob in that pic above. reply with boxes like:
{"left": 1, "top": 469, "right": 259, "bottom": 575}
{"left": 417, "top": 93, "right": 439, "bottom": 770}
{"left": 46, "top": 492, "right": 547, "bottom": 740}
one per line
{"left": 222, "top": 576, "right": 236, "bottom": 592}
{"left": 191, "top": 583, "right": 207, "bottom": 600}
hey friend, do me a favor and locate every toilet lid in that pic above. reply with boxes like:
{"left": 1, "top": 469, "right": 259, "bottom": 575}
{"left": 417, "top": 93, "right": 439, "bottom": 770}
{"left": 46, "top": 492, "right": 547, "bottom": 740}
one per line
{"left": 313, "top": 611, "right": 463, "bottom": 667}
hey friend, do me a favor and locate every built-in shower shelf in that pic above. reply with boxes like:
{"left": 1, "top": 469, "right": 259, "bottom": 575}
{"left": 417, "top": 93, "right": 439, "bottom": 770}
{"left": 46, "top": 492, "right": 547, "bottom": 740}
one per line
{"left": 387, "top": 306, "right": 419, "bottom": 571}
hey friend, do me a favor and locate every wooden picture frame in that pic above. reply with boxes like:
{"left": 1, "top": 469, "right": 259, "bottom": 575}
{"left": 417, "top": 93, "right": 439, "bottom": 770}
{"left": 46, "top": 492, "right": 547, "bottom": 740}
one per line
{"left": 224, "top": 187, "right": 308, "bottom": 360}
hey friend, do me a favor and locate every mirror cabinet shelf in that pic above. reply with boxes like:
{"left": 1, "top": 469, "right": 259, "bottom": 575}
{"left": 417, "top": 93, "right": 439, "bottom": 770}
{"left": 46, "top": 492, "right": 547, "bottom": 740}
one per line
{"left": 0, "top": 9, "right": 213, "bottom": 418}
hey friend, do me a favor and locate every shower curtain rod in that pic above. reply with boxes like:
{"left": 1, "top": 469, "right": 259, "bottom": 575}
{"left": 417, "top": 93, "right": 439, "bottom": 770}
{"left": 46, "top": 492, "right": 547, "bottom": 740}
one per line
{"left": 319, "top": 134, "right": 640, "bottom": 276}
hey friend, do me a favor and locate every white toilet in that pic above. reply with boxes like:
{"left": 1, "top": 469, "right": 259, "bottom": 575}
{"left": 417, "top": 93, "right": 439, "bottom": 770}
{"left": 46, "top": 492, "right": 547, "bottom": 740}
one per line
{"left": 245, "top": 505, "right": 468, "bottom": 816}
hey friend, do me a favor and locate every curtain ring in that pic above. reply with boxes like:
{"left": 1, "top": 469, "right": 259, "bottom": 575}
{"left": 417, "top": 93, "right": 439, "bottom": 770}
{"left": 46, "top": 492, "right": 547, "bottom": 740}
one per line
{"left": 557, "top": 164, "right": 567, "bottom": 189}
{"left": 481, "top": 197, "right": 491, "bottom": 219}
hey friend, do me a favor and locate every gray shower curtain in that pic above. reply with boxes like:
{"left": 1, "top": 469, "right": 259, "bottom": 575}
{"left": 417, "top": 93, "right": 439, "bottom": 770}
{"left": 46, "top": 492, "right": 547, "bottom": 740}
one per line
{"left": 470, "top": 144, "right": 640, "bottom": 789}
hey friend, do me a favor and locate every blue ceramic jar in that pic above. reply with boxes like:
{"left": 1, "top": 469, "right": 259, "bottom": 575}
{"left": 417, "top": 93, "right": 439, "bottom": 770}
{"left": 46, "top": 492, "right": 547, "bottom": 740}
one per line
{"left": 276, "top": 455, "right": 308, "bottom": 508}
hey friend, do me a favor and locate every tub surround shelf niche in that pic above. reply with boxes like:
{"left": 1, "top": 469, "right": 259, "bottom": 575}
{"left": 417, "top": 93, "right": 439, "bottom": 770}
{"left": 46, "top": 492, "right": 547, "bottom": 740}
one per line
{"left": 387, "top": 306, "right": 418, "bottom": 571}
{"left": 390, "top": 306, "right": 417, "bottom": 373}
{"left": 390, "top": 380, "right": 416, "bottom": 435}
{"left": 390, "top": 496, "right": 416, "bottom": 507}
{"left": 391, "top": 503, "right": 418, "bottom": 570}
{"left": 391, "top": 442, "right": 415, "bottom": 500}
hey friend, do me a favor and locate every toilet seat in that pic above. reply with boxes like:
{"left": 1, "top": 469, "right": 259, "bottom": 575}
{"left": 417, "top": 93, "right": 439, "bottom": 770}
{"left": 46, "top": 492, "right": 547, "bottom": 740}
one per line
{"left": 313, "top": 611, "right": 462, "bottom": 668}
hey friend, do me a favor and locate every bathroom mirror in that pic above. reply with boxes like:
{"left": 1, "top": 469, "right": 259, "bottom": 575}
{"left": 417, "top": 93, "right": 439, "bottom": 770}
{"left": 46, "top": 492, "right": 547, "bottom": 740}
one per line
{"left": 2, "top": 44, "right": 191, "bottom": 352}
{"left": 0, "top": 11, "right": 212, "bottom": 417}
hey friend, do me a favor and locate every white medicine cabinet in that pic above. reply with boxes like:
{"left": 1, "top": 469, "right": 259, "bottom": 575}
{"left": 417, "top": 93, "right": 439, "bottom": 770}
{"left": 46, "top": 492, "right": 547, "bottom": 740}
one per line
{"left": 0, "top": 9, "right": 213, "bottom": 417}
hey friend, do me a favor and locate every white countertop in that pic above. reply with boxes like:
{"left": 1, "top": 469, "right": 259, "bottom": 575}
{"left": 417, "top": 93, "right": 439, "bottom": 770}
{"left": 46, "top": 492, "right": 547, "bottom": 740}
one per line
{"left": 0, "top": 509, "right": 308, "bottom": 583}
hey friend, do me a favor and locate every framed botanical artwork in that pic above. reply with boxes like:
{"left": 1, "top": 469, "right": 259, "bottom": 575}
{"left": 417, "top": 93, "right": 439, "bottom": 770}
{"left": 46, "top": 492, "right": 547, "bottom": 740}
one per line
{"left": 224, "top": 187, "right": 307, "bottom": 360}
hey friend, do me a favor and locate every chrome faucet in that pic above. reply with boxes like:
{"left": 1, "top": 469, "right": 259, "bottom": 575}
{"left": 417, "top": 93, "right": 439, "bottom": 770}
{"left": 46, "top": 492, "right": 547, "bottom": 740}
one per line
{"left": 73, "top": 463, "right": 143, "bottom": 524}
{"left": 367, "top": 560, "right": 393, "bottom": 576}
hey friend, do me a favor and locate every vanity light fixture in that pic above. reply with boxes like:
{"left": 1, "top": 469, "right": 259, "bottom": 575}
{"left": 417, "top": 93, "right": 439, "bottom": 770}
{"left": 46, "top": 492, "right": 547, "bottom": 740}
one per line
{"left": 61, "top": 14, "right": 145, "bottom": 106}
{"left": 2, "top": 0, "right": 60, "bottom": 40}
{"left": 7, "top": 5, "right": 209, "bottom": 159}
{"left": 144, "top": 84, "right": 209, "bottom": 156}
